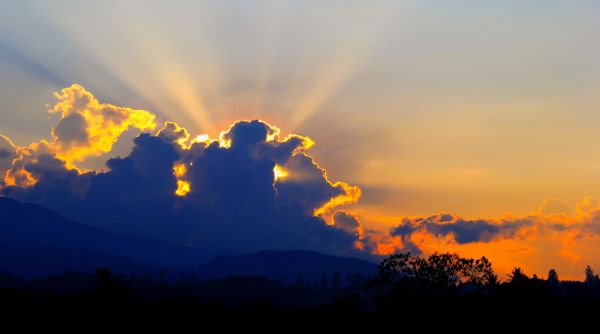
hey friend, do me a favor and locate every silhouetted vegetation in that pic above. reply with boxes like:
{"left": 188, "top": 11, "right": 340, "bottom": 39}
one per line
{"left": 2, "top": 252, "right": 600, "bottom": 321}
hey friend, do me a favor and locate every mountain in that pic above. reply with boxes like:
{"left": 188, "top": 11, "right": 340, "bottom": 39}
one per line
{"left": 197, "top": 250, "right": 377, "bottom": 283}
{"left": 0, "top": 242, "right": 157, "bottom": 277}
{"left": 0, "top": 197, "right": 378, "bottom": 281}
{"left": 0, "top": 196, "right": 211, "bottom": 270}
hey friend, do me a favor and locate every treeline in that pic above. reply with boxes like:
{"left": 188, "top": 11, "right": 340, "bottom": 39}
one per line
{"left": 369, "top": 252, "right": 600, "bottom": 314}
{"left": 2, "top": 252, "right": 600, "bottom": 318}
{"left": 0, "top": 268, "right": 371, "bottom": 316}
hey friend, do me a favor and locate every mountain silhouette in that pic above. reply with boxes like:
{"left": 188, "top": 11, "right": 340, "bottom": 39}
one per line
{"left": 0, "top": 242, "right": 157, "bottom": 277}
{"left": 197, "top": 250, "right": 376, "bottom": 282}
{"left": 0, "top": 196, "right": 377, "bottom": 280}
{"left": 0, "top": 196, "right": 212, "bottom": 271}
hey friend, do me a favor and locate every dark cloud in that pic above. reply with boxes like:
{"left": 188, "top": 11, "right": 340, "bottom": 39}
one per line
{"left": 221, "top": 119, "right": 278, "bottom": 148}
{"left": 1, "top": 120, "right": 369, "bottom": 259}
{"left": 392, "top": 214, "right": 532, "bottom": 244}
{"left": 2, "top": 154, "right": 93, "bottom": 214}
{"left": 333, "top": 211, "right": 361, "bottom": 238}
{"left": 276, "top": 153, "right": 340, "bottom": 214}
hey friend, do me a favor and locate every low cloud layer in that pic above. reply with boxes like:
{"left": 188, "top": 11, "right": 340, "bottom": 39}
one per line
{"left": 382, "top": 199, "right": 600, "bottom": 278}
{"left": 391, "top": 214, "right": 531, "bottom": 244}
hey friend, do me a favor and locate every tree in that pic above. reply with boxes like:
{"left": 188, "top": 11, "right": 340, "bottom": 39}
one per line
{"left": 95, "top": 267, "right": 130, "bottom": 300}
{"left": 585, "top": 265, "right": 597, "bottom": 285}
{"left": 331, "top": 272, "right": 342, "bottom": 290}
{"left": 508, "top": 267, "right": 529, "bottom": 285}
{"left": 547, "top": 269, "right": 559, "bottom": 287}
{"left": 294, "top": 274, "right": 305, "bottom": 289}
{"left": 369, "top": 252, "right": 496, "bottom": 298}
{"left": 319, "top": 273, "right": 329, "bottom": 290}
{"left": 347, "top": 273, "right": 366, "bottom": 288}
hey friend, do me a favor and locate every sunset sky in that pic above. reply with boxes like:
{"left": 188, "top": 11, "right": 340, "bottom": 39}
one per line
{"left": 1, "top": 1, "right": 600, "bottom": 279}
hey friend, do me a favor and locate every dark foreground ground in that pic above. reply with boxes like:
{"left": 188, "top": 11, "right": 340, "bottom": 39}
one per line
{"left": 2, "top": 268, "right": 600, "bottom": 328}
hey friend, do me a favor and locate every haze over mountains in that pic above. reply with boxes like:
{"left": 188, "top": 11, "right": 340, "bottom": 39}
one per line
{"left": 0, "top": 197, "right": 376, "bottom": 280}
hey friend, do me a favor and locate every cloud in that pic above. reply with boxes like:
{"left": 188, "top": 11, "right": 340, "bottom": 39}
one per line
{"left": 48, "top": 84, "right": 157, "bottom": 166}
{"left": 333, "top": 211, "right": 362, "bottom": 238}
{"left": 391, "top": 213, "right": 532, "bottom": 245}
{"left": 3, "top": 140, "right": 54, "bottom": 187}
{"left": 381, "top": 197, "right": 600, "bottom": 278}
{"left": 276, "top": 152, "right": 361, "bottom": 219}
{"left": 0, "top": 135, "right": 17, "bottom": 186}
{"left": 362, "top": 229, "right": 422, "bottom": 256}
{"left": 157, "top": 121, "right": 190, "bottom": 147}
{"left": 537, "top": 198, "right": 573, "bottom": 216}
{"left": 0, "top": 85, "right": 369, "bottom": 259}
{"left": 576, "top": 196, "right": 600, "bottom": 216}
{"left": 51, "top": 112, "right": 89, "bottom": 146}
{"left": 2, "top": 84, "right": 157, "bottom": 188}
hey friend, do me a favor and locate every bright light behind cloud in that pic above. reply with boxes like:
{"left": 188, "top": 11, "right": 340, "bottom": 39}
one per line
{"left": 273, "top": 164, "right": 288, "bottom": 182}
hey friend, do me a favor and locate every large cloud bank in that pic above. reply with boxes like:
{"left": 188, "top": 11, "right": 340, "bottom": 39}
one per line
{"left": 1, "top": 85, "right": 369, "bottom": 258}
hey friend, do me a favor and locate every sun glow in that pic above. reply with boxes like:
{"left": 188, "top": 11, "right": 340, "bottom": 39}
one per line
{"left": 273, "top": 164, "right": 288, "bottom": 182}
{"left": 191, "top": 134, "right": 210, "bottom": 146}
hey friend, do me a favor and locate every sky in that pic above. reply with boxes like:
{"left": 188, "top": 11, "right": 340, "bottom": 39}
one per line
{"left": 1, "top": 0, "right": 600, "bottom": 279}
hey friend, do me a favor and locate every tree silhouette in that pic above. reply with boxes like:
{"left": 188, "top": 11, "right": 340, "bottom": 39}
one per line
{"left": 584, "top": 265, "right": 598, "bottom": 285}
{"left": 369, "top": 252, "right": 496, "bottom": 298}
{"left": 547, "top": 269, "right": 559, "bottom": 287}
{"left": 294, "top": 274, "right": 305, "bottom": 289}
{"left": 319, "top": 273, "right": 329, "bottom": 291}
{"left": 331, "top": 272, "right": 342, "bottom": 290}
{"left": 95, "top": 267, "right": 130, "bottom": 301}
{"left": 508, "top": 267, "right": 529, "bottom": 285}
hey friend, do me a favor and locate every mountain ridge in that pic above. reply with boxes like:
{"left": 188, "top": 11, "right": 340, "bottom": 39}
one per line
{"left": 0, "top": 196, "right": 377, "bottom": 280}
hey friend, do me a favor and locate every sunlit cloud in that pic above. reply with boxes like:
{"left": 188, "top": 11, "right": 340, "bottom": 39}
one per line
{"left": 537, "top": 198, "right": 573, "bottom": 216}
{"left": 49, "top": 84, "right": 157, "bottom": 166}
{"left": 2, "top": 84, "right": 360, "bottom": 224}
{"left": 2, "top": 84, "right": 156, "bottom": 187}
{"left": 314, "top": 181, "right": 362, "bottom": 219}
{"left": 1, "top": 87, "right": 370, "bottom": 258}
{"left": 576, "top": 196, "right": 600, "bottom": 216}
{"left": 173, "top": 163, "right": 187, "bottom": 178}
{"left": 378, "top": 196, "right": 600, "bottom": 279}
{"left": 175, "top": 180, "right": 191, "bottom": 197}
